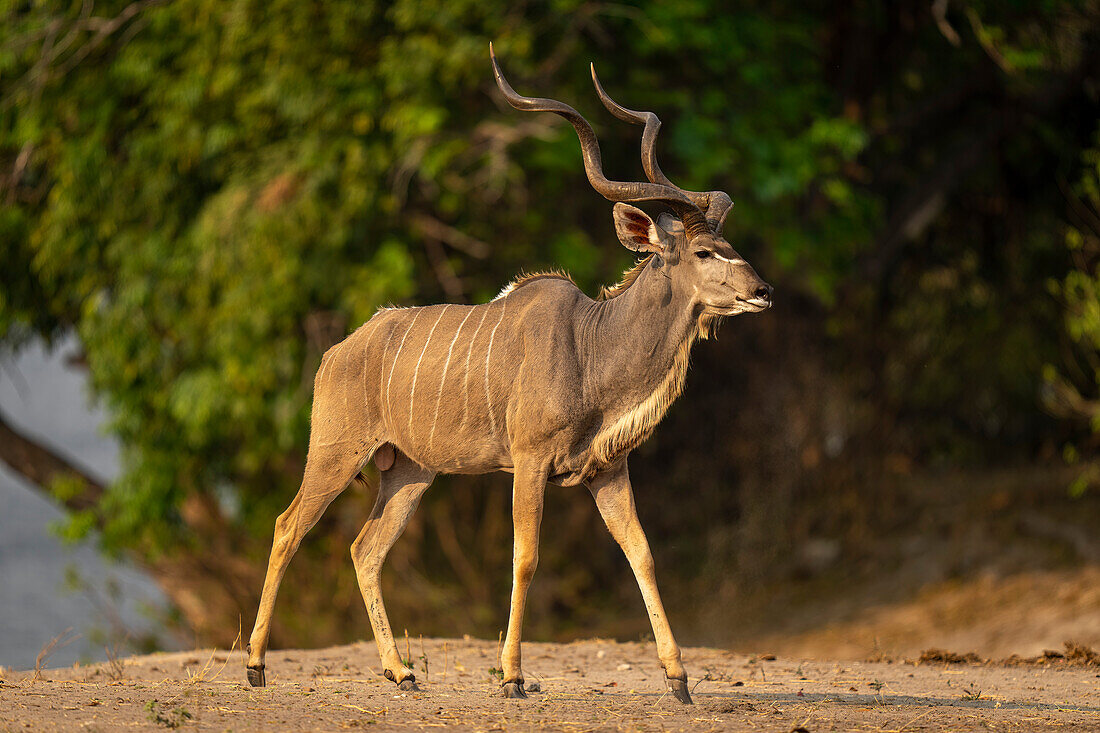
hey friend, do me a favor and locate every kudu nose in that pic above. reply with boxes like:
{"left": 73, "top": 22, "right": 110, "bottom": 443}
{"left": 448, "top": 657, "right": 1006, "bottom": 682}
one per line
{"left": 754, "top": 284, "right": 773, "bottom": 302}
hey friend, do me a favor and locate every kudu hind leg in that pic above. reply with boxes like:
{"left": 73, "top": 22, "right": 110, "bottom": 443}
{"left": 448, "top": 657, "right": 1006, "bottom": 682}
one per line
{"left": 246, "top": 440, "right": 376, "bottom": 686}
{"left": 350, "top": 452, "right": 435, "bottom": 689}
{"left": 588, "top": 466, "right": 692, "bottom": 703}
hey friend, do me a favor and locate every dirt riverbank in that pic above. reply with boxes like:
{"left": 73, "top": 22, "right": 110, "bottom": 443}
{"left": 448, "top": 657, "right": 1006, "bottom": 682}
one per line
{"left": 3, "top": 637, "right": 1100, "bottom": 731}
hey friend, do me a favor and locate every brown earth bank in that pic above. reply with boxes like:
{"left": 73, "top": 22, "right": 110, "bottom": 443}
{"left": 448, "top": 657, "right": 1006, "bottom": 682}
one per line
{"left": 2, "top": 638, "right": 1099, "bottom": 731}
{"left": 730, "top": 566, "right": 1100, "bottom": 663}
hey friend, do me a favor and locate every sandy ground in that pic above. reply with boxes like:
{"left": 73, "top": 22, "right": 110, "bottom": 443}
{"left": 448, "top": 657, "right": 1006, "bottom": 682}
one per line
{"left": 2, "top": 638, "right": 1099, "bottom": 731}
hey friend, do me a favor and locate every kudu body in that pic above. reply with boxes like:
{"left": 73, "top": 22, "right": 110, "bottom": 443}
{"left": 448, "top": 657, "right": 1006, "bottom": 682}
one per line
{"left": 246, "top": 46, "right": 772, "bottom": 704}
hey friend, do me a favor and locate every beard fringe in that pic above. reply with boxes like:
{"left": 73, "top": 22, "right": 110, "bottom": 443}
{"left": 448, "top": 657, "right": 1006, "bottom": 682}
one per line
{"left": 698, "top": 312, "right": 725, "bottom": 340}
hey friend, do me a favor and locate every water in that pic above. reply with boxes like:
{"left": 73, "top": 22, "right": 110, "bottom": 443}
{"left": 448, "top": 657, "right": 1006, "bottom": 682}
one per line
{"left": 0, "top": 337, "right": 172, "bottom": 670}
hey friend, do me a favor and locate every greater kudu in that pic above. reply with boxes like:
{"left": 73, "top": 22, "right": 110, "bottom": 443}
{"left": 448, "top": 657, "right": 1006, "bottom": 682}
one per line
{"left": 246, "top": 45, "right": 772, "bottom": 704}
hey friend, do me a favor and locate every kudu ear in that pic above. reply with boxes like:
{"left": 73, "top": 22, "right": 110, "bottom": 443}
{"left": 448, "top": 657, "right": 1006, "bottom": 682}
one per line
{"left": 711, "top": 198, "right": 734, "bottom": 233}
{"left": 613, "top": 203, "right": 673, "bottom": 254}
{"left": 656, "top": 213, "right": 685, "bottom": 239}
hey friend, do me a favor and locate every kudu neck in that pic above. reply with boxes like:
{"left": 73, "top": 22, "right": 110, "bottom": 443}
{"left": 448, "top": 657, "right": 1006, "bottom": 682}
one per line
{"left": 586, "top": 256, "right": 701, "bottom": 384}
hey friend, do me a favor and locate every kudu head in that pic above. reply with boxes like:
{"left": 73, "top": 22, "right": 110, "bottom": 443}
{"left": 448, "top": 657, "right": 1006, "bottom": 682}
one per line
{"left": 490, "top": 45, "right": 772, "bottom": 317}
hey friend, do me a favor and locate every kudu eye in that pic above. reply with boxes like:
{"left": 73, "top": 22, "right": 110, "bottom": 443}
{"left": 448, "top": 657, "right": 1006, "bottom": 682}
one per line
{"left": 694, "top": 250, "right": 711, "bottom": 260}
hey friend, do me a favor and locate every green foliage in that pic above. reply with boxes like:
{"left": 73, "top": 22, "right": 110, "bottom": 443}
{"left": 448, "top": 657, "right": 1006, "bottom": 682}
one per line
{"left": 0, "top": 0, "right": 879, "bottom": 554}
{"left": 1060, "top": 142, "right": 1100, "bottom": 353}
{"left": 1, "top": 0, "right": 1097, "bottom": 641}
{"left": 1047, "top": 127, "right": 1100, "bottom": 493}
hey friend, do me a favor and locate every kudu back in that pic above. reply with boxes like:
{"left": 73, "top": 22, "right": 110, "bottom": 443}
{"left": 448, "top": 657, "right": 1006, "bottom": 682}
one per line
{"left": 246, "top": 45, "right": 771, "bottom": 704}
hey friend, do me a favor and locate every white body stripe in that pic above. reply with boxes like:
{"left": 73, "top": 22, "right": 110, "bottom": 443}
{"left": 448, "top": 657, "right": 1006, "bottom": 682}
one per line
{"left": 483, "top": 300, "right": 508, "bottom": 439}
{"left": 408, "top": 306, "right": 451, "bottom": 438}
{"left": 316, "top": 346, "right": 334, "bottom": 391}
{"left": 361, "top": 318, "right": 384, "bottom": 408}
{"left": 327, "top": 342, "right": 353, "bottom": 427}
{"left": 462, "top": 308, "right": 491, "bottom": 427}
{"left": 429, "top": 307, "right": 475, "bottom": 452}
{"left": 385, "top": 308, "right": 424, "bottom": 431}
{"left": 378, "top": 318, "right": 392, "bottom": 428}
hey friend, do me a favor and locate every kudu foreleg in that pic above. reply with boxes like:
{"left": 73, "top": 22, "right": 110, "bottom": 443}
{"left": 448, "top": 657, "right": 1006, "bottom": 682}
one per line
{"left": 351, "top": 452, "right": 435, "bottom": 689}
{"left": 499, "top": 461, "right": 548, "bottom": 698}
{"left": 588, "top": 464, "right": 691, "bottom": 703}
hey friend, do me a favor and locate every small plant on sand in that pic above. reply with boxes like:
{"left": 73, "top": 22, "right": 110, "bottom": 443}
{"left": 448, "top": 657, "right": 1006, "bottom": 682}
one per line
{"left": 418, "top": 635, "right": 429, "bottom": 678}
{"left": 488, "top": 666, "right": 504, "bottom": 681}
{"left": 104, "top": 636, "right": 128, "bottom": 681}
{"left": 145, "top": 700, "right": 192, "bottom": 728}
{"left": 961, "top": 685, "right": 983, "bottom": 701}
{"left": 401, "top": 629, "right": 415, "bottom": 672}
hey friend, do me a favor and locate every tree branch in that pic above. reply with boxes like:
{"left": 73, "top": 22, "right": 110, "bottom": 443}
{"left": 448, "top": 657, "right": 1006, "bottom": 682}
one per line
{"left": 410, "top": 213, "right": 491, "bottom": 258}
{"left": 0, "top": 407, "right": 104, "bottom": 512}
{"left": 861, "top": 119, "right": 1005, "bottom": 281}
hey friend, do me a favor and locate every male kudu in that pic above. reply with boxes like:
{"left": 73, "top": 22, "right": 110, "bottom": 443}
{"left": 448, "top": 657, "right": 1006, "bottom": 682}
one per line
{"left": 246, "top": 46, "right": 772, "bottom": 704}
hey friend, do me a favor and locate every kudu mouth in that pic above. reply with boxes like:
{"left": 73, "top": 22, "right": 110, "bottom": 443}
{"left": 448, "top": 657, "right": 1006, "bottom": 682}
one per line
{"left": 706, "top": 298, "right": 769, "bottom": 316}
{"left": 715, "top": 282, "right": 773, "bottom": 314}
{"left": 710, "top": 286, "right": 773, "bottom": 315}
{"left": 738, "top": 296, "right": 772, "bottom": 312}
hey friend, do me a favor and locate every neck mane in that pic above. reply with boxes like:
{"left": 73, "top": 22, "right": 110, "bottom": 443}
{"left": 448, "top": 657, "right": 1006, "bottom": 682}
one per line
{"left": 493, "top": 254, "right": 658, "bottom": 304}
{"left": 493, "top": 269, "right": 576, "bottom": 301}
{"left": 598, "top": 256, "right": 654, "bottom": 300}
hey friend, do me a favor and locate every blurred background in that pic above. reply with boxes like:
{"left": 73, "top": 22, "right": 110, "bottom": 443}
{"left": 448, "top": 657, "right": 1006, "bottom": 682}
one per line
{"left": 2, "top": 0, "right": 1099, "bottom": 670}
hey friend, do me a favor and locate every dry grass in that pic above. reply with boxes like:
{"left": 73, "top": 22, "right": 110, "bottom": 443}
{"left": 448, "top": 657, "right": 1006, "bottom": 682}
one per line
{"left": 104, "top": 635, "right": 127, "bottom": 681}
{"left": 32, "top": 628, "right": 78, "bottom": 683}
{"left": 184, "top": 621, "right": 241, "bottom": 685}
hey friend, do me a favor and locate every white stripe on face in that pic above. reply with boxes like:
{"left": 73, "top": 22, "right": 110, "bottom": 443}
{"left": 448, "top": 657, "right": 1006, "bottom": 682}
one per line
{"left": 712, "top": 252, "right": 746, "bottom": 266}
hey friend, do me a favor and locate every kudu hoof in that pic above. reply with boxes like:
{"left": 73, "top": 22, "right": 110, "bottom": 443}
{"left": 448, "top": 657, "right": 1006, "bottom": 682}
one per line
{"left": 246, "top": 665, "right": 266, "bottom": 688}
{"left": 385, "top": 669, "right": 419, "bottom": 691}
{"left": 524, "top": 680, "right": 541, "bottom": 693}
{"left": 667, "top": 677, "right": 692, "bottom": 704}
{"left": 502, "top": 681, "right": 528, "bottom": 699}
